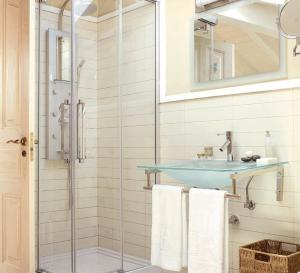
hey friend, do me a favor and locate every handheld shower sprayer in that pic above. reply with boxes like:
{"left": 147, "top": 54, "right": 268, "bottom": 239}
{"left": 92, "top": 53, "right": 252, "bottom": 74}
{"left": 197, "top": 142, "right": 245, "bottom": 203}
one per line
{"left": 77, "top": 59, "right": 86, "bottom": 83}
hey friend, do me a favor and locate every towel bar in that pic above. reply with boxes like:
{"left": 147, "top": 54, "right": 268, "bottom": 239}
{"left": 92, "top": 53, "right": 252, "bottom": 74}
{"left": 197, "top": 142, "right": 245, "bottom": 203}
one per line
{"left": 143, "top": 169, "right": 240, "bottom": 200}
{"left": 143, "top": 185, "right": 241, "bottom": 199}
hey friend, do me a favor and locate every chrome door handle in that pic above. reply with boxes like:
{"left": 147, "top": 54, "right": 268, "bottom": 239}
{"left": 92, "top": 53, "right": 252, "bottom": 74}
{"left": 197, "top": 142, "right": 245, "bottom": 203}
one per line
{"left": 6, "top": 137, "right": 27, "bottom": 146}
{"left": 77, "top": 100, "right": 86, "bottom": 163}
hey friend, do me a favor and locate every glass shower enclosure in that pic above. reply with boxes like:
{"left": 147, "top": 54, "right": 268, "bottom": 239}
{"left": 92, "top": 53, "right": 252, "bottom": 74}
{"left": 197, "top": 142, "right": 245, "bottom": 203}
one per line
{"left": 36, "top": 0, "right": 159, "bottom": 272}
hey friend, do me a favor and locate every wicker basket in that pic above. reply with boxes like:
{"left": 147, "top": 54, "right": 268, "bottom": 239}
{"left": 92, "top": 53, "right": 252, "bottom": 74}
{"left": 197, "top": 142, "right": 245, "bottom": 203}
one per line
{"left": 240, "top": 240, "right": 300, "bottom": 273}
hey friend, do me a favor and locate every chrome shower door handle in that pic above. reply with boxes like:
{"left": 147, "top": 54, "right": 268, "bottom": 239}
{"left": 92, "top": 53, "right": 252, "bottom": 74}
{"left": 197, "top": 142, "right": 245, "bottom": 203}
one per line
{"left": 77, "top": 100, "right": 86, "bottom": 163}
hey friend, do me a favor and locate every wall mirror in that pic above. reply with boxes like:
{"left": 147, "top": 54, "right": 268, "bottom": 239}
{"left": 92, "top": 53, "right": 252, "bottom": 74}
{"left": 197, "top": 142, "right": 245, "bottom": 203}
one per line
{"left": 193, "top": 0, "right": 285, "bottom": 89}
{"left": 160, "top": 0, "right": 300, "bottom": 99}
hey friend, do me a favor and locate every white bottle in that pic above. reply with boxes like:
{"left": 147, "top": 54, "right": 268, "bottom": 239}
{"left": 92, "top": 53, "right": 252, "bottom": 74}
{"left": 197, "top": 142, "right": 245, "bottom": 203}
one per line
{"left": 265, "top": 131, "right": 273, "bottom": 157}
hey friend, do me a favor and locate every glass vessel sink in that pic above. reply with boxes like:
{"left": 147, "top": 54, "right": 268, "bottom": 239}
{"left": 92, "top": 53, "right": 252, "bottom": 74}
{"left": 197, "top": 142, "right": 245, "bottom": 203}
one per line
{"left": 138, "top": 160, "right": 288, "bottom": 189}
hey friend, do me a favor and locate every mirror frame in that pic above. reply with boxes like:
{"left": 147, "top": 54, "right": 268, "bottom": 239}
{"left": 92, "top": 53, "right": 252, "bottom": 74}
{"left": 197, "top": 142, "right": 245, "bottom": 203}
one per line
{"left": 159, "top": 0, "right": 300, "bottom": 103}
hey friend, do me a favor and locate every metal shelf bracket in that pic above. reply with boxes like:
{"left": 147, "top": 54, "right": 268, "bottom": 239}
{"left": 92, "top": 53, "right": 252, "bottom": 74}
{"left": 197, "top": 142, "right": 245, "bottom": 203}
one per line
{"left": 276, "top": 166, "right": 284, "bottom": 202}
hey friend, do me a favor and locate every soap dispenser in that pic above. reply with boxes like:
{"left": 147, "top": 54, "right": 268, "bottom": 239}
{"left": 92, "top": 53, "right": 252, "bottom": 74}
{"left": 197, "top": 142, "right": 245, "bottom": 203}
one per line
{"left": 265, "top": 131, "right": 273, "bottom": 157}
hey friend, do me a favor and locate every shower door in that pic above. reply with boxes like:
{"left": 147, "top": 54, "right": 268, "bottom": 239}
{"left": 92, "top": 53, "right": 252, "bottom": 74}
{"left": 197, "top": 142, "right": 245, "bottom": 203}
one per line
{"left": 37, "top": 0, "right": 159, "bottom": 273}
{"left": 73, "top": 0, "right": 158, "bottom": 272}
{"left": 36, "top": 1, "right": 73, "bottom": 273}
{"left": 72, "top": 1, "right": 125, "bottom": 272}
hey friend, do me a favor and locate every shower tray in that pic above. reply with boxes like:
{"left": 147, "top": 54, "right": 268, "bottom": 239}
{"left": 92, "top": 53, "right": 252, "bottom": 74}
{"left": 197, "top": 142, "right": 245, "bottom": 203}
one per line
{"left": 138, "top": 160, "right": 288, "bottom": 201}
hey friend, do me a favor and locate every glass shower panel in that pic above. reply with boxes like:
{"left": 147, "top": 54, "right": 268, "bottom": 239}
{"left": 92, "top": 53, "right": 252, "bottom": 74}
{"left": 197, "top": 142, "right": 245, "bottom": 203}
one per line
{"left": 36, "top": 1, "right": 73, "bottom": 273}
{"left": 73, "top": 0, "right": 157, "bottom": 272}
{"left": 121, "top": 1, "right": 157, "bottom": 264}
{"left": 73, "top": 1, "right": 124, "bottom": 273}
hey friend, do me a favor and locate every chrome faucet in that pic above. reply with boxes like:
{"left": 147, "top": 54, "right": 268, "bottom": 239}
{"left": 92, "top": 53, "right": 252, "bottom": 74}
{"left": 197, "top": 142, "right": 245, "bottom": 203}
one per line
{"left": 218, "top": 131, "right": 233, "bottom": 161}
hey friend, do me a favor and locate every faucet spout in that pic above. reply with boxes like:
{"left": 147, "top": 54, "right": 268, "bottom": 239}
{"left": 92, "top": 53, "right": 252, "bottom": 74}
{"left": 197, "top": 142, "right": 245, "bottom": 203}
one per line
{"left": 218, "top": 131, "right": 233, "bottom": 161}
{"left": 219, "top": 139, "right": 231, "bottom": 152}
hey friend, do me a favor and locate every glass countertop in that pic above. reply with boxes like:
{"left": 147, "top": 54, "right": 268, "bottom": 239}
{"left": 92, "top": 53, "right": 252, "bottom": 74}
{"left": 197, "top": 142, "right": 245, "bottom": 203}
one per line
{"left": 138, "top": 160, "right": 288, "bottom": 173}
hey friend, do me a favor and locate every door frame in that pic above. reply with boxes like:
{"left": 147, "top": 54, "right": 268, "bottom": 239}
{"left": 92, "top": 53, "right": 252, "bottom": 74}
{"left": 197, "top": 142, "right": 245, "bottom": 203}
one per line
{"left": 28, "top": 0, "right": 36, "bottom": 272}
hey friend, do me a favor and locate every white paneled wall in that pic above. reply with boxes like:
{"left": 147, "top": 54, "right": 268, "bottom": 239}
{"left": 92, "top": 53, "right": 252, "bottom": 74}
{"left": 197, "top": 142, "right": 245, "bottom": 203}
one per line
{"left": 159, "top": 89, "right": 300, "bottom": 273}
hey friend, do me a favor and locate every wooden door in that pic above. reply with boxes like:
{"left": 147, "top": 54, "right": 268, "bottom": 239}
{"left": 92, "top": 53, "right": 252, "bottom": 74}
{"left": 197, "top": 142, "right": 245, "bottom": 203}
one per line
{"left": 0, "top": 0, "right": 33, "bottom": 273}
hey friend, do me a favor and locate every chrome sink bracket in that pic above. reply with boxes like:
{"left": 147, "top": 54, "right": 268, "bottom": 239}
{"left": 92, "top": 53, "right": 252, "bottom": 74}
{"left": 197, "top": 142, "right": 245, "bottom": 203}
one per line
{"left": 232, "top": 178, "right": 237, "bottom": 194}
{"left": 244, "top": 176, "right": 255, "bottom": 210}
{"left": 277, "top": 166, "right": 284, "bottom": 201}
{"left": 231, "top": 165, "right": 286, "bottom": 206}
{"left": 143, "top": 169, "right": 161, "bottom": 190}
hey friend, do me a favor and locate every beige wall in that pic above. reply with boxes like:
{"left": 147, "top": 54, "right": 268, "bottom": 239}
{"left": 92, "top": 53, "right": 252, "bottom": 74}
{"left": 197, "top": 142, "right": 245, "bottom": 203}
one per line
{"left": 165, "top": 0, "right": 194, "bottom": 95}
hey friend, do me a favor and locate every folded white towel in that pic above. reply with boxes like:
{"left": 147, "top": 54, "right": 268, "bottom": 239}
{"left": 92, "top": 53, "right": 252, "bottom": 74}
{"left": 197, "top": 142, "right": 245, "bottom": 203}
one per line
{"left": 151, "top": 185, "right": 188, "bottom": 271}
{"left": 188, "top": 188, "right": 229, "bottom": 273}
{"left": 181, "top": 192, "right": 188, "bottom": 268}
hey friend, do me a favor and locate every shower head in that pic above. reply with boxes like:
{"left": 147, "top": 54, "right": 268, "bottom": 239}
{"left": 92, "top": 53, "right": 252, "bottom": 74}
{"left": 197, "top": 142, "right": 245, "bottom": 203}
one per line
{"left": 77, "top": 59, "right": 86, "bottom": 83}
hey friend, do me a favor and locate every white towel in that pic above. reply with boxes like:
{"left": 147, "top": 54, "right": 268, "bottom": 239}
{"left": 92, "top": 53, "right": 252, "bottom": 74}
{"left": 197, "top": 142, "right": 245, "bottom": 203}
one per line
{"left": 181, "top": 193, "right": 188, "bottom": 268}
{"left": 151, "top": 185, "right": 188, "bottom": 271}
{"left": 188, "top": 188, "right": 229, "bottom": 273}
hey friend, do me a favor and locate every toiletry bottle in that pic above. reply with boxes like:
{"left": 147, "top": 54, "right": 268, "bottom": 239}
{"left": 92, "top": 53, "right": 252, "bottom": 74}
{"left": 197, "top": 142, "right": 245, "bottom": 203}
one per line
{"left": 265, "top": 131, "right": 273, "bottom": 157}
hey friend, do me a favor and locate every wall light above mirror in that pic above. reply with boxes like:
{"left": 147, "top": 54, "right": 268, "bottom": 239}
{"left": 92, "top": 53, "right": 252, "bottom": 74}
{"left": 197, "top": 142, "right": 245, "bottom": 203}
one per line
{"left": 160, "top": 0, "right": 300, "bottom": 101}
